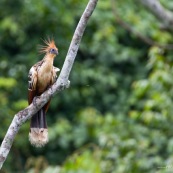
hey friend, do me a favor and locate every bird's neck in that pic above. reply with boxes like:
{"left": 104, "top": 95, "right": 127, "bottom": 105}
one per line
{"left": 43, "top": 54, "right": 55, "bottom": 65}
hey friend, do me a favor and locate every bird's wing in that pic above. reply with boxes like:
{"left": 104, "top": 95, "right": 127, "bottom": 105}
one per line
{"left": 28, "top": 66, "right": 38, "bottom": 104}
{"left": 51, "top": 66, "right": 60, "bottom": 84}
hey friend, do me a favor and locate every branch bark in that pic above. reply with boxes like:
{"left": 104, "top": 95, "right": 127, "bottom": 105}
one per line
{"left": 139, "top": 0, "right": 173, "bottom": 31}
{"left": 0, "top": 0, "right": 98, "bottom": 169}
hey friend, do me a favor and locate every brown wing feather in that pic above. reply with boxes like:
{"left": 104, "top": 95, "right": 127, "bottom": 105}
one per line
{"left": 28, "top": 66, "right": 38, "bottom": 105}
{"left": 43, "top": 100, "right": 51, "bottom": 113}
{"left": 28, "top": 90, "right": 37, "bottom": 104}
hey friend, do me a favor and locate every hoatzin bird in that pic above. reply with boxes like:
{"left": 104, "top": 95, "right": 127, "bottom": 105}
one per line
{"left": 28, "top": 38, "right": 59, "bottom": 147}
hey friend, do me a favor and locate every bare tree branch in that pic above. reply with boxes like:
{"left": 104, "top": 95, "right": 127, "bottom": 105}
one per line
{"left": 0, "top": 0, "right": 98, "bottom": 169}
{"left": 139, "top": 0, "right": 173, "bottom": 31}
{"left": 111, "top": 0, "right": 173, "bottom": 50}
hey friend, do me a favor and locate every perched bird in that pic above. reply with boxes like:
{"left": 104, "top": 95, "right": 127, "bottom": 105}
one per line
{"left": 28, "top": 38, "right": 59, "bottom": 147}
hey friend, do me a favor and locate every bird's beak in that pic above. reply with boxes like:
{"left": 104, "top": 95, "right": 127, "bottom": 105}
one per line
{"left": 55, "top": 50, "right": 59, "bottom": 55}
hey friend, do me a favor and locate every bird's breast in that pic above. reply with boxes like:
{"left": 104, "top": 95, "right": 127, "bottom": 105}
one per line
{"left": 37, "top": 62, "right": 53, "bottom": 94}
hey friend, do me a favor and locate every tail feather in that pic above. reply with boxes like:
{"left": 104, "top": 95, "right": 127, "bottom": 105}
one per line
{"left": 31, "top": 109, "right": 47, "bottom": 128}
{"left": 29, "top": 108, "right": 48, "bottom": 147}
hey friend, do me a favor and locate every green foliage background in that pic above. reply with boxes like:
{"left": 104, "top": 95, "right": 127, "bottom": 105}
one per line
{"left": 0, "top": 0, "right": 173, "bottom": 172}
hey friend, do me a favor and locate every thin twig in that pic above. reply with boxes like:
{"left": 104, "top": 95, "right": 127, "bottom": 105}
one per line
{"left": 0, "top": 0, "right": 98, "bottom": 169}
{"left": 139, "top": 0, "right": 173, "bottom": 31}
{"left": 111, "top": 0, "right": 173, "bottom": 50}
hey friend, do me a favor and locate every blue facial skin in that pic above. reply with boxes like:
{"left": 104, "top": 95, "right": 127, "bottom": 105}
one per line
{"left": 50, "top": 48, "right": 58, "bottom": 55}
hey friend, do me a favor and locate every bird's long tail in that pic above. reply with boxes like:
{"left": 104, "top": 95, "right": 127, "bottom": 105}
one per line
{"left": 29, "top": 108, "right": 48, "bottom": 147}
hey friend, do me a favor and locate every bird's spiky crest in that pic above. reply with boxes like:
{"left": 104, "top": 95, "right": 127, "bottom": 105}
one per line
{"left": 39, "top": 37, "right": 57, "bottom": 54}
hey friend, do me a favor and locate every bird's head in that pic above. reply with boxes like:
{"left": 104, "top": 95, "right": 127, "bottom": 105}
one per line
{"left": 39, "top": 37, "right": 58, "bottom": 57}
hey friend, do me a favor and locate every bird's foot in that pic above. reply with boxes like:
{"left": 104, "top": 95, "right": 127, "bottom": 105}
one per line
{"left": 33, "top": 96, "right": 41, "bottom": 109}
